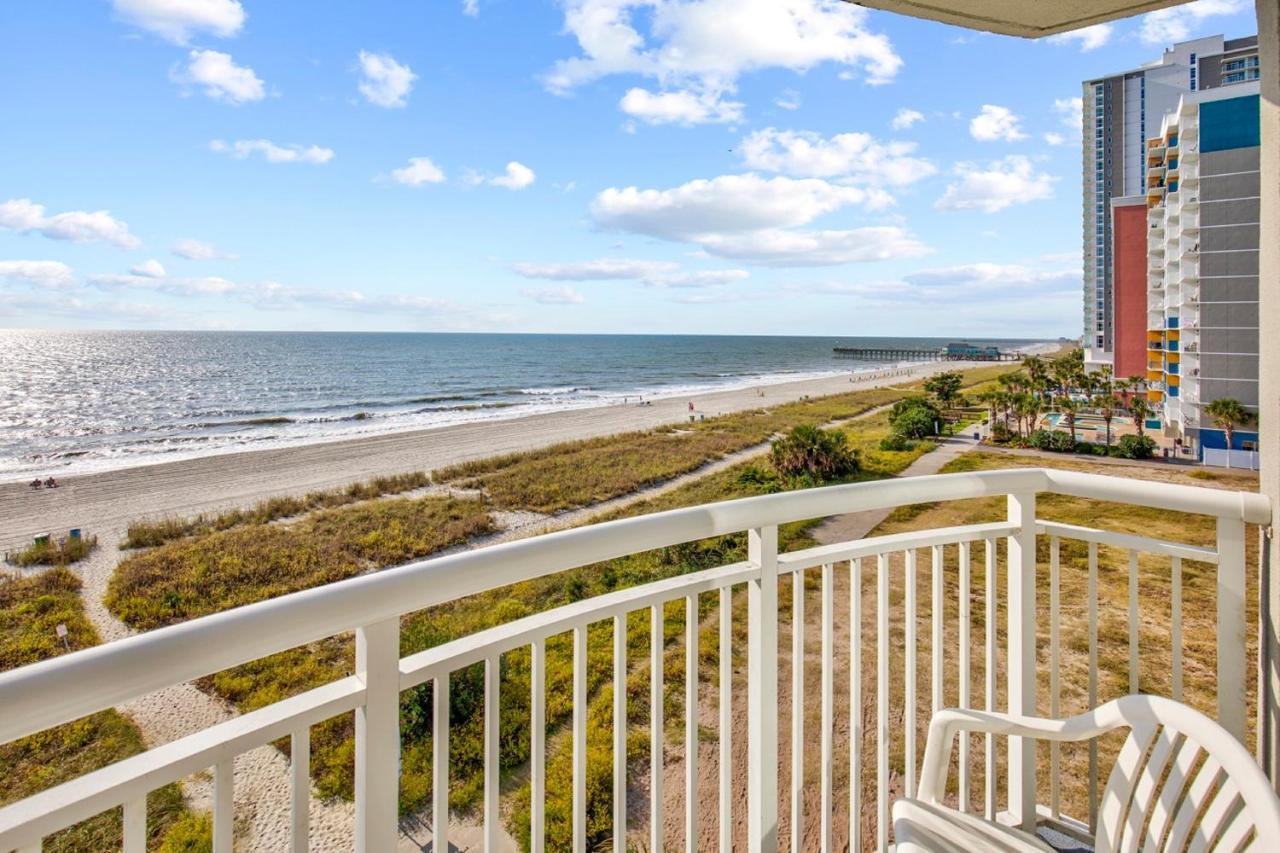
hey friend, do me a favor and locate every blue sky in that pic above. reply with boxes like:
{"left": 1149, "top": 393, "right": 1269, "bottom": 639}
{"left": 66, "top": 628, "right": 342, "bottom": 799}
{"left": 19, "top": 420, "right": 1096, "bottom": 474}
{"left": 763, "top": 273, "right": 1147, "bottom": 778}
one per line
{"left": 0, "top": 0, "right": 1259, "bottom": 336}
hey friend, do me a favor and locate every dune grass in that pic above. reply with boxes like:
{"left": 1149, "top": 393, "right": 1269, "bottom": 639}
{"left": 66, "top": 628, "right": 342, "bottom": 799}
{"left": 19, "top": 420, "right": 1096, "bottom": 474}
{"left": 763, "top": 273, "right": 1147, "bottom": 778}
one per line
{"left": 5, "top": 534, "right": 97, "bottom": 568}
{"left": 121, "top": 470, "right": 431, "bottom": 549}
{"left": 0, "top": 569, "right": 196, "bottom": 851}
{"left": 108, "top": 495, "right": 493, "bottom": 630}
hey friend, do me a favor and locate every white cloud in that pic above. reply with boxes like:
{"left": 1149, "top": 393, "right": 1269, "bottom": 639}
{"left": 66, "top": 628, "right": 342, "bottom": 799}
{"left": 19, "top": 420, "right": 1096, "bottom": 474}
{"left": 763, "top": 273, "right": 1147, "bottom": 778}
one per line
{"left": 775, "top": 89, "right": 801, "bottom": 111}
{"left": 695, "top": 226, "right": 929, "bottom": 266}
{"left": 1043, "top": 132, "right": 1066, "bottom": 146}
{"left": 210, "top": 139, "right": 335, "bottom": 164}
{"left": 935, "top": 156, "right": 1056, "bottom": 213}
{"left": 520, "top": 285, "right": 585, "bottom": 304}
{"left": 592, "top": 173, "right": 890, "bottom": 242}
{"left": 1140, "top": 0, "right": 1248, "bottom": 45}
{"left": 177, "top": 49, "right": 265, "bottom": 104}
{"left": 739, "top": 128, "right": 935, "bottom": 185}
{"left": 512, "top": 258, "right": 749, "bottom": 287}
{"left": 890, "top": 108, "right": 924, "bottom": 130}
{"left": 1047, "top": 23, "right": 1113, "bottom": 51}
{"left": 1054, "top": 97, "right": 1082, "bottom": 129}
{"left": 969, "top": 104, "right": 1027, "bottom": 142}
{"left": 357, "top": 51, "right": 417, "bottom": 108}
{"left": 130, "top": 258, "right": 167, "bottom": 277}
{"left": 545, "top": 0, "right": 901, "bottom": 123}
{"left": 390, "top": 157, "right": 446, "bottom": 186}
{"left": 0, "top": 260, "right": 77, "bottom": 289}
{"left": 462, "top": 0, "right": 479, "bottom": 15}
{"left": 619, "top": 87, "right": 743, "bottom": 126}
{"left": 489, "top": 161, "right": 536, "bottom": 190}
{"left": 172, "top": 238, "right": 233, "bottom": 260}
{"left": 0, "top": 198, "right": 141, "bottom": 249}
{"left": 112, "top": 0, "right": 244, "bottom": 44}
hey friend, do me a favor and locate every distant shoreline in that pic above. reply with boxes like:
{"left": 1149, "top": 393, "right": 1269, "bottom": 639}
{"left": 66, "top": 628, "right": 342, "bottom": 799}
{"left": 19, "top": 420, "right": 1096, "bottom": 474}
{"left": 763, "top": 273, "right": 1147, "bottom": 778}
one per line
{"left": 0, "top": 359, "right": 998, "bottom": 548}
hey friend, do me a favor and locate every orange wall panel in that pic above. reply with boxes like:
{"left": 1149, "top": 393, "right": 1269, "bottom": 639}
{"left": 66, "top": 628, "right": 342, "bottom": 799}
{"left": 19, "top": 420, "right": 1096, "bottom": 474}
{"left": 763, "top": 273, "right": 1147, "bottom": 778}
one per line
{"left": 1112, "top": 203, "right": 1149, "bottom": 379}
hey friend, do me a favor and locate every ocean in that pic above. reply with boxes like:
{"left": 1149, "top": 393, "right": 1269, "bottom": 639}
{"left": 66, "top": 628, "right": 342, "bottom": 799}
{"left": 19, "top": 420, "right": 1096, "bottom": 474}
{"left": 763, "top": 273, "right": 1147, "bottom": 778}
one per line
{"left": 0, "top": 330, "right": 1048, "bottom": 480}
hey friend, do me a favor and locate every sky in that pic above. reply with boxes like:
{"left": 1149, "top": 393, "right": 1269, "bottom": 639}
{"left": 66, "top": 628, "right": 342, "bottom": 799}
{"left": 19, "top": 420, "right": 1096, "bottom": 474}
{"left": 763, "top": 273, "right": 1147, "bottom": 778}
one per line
{"left": 0, "top": 0, "right": 1261, "bottom": 337}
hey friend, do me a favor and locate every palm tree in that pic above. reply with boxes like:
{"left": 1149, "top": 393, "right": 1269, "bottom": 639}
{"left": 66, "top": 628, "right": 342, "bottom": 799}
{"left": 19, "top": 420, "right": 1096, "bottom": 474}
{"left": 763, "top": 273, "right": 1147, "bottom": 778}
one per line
{"left": 1204, "top": 398, "right": 1256, "bottom": 465}
{"left": 1022, "top": 355, "right": 1049, "bottom": 401}
{"left": 1056, "top": 395, "right": 1081, "bottom": 441}
{"left": 975, "top": 388, "right": 1002, "bottom": 428}
{"left": 1127, "top": 394, "right": 1154, "bottom": 439}
{"left": 1092, "top": 390, "right": 1120, "bottom": 447}
{"left": 1050, "top": 350, "right": 1084, "bottom": 397}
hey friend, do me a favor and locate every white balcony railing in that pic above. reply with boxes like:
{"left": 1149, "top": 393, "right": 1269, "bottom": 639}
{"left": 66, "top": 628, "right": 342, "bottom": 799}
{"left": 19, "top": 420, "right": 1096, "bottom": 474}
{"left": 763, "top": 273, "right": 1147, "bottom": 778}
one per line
{"left": 0, "top": 469, "right": 1268, "bottom": 852}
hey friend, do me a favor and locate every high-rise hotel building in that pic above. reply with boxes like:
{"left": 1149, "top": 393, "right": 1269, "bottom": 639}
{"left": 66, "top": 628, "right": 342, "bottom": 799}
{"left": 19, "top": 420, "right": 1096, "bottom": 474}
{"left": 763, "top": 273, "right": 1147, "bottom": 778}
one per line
{"left": 1144, "top": 85, "right": 1261, "bottom": 459}
{"left": 1082, "top": 34, "right": 1259, "bottom": 370}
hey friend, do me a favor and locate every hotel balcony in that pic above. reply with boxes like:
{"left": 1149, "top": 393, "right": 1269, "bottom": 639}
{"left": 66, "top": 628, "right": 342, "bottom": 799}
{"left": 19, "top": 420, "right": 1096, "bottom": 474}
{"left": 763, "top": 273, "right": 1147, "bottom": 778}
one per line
{"left": 0, "top": 471, "right": 1267, "bottom": 852}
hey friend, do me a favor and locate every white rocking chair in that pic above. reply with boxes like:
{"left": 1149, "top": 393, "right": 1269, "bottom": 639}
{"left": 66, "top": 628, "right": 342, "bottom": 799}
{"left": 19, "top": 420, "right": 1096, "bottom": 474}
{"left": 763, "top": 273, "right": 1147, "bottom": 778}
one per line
{"left": 893, "top": 695, "right": 1280, "bottom": 852}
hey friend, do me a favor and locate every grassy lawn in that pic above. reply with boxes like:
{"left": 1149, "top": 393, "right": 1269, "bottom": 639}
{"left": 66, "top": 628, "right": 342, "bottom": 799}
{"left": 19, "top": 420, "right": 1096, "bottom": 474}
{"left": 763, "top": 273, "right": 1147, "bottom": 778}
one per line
{"left": 4, "top": 534, "right": 97, "bottom": 568}
{"left": 0, "top": 569, "right": 205, "bottom": 851}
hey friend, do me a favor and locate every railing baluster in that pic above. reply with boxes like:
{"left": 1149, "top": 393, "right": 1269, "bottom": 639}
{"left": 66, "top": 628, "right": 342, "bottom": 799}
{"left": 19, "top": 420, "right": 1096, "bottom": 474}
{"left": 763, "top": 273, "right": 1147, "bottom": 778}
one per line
{"left": 531, "top": 640, "right": 546, "bottom": 853}
{"left": 485, "top": 653, "right": 501, "bottom": 851}
{"left": 214, "top": 759, "right": 233, "bottom": 853}
{"left": 904, "top": 548, "right": 917, "bottom": 799}
{"left": 651, "top": 604, "right": 665, "bottom": 853}
{"left": 1172, "top": 556, "right": 1183, "bottom": 701}
{"left": 820, "top": 562, "right": 834, "bottom": 853}
{"left": 850, "top": 558, "right": 862, "bottom": 853}
{"left": 573, "top": 626, "right": 588, "bottom": 853}
{"left": 1088, "top": 541, "right": 1099, "bottom": 832}
{"left": 718, "top": 586, "right": 733, "bottom": 853}
{"left": 984, "top": 537, "right": 996, "bottom": 822}
{"left": 1006, "top": 492, "right": 1037, "bottom": 831}
{"left": 1128, "top": 549, "right": 1140, "bottom": 694}
{"left": 685, "top": 593, "right": 699, "bottom": 853}
{"left": 876, "top": 552, "right": 889, "bottom": 852}
{"left": 1049, "top": 536, "right": 1061, "bottom": 820}
{"left": 747, "top": 525, "right": 779, "bottom": 853}
{"left": 355, "top": 618, "right": 400, "bottom": 853}
{"left": 1216, "top": 517, "right": 1247, "bottom": 741}
{"left": 791, "top": 567, "right": 805, "bottom": 852}
{"left": 122, "top": 797, "right": 145, "bottom": 853}
{"left": 615, "top": 613, "right": 628, "bottom": 851}
{"left": 958, "top": 541, "right": 971, "bottom": 813}
{"left": 931, "top": 545, "right": 943, "bottom": 722}
{"left": 433, "top": 672, "right": 450, "bottom": 853}
{"left": 291, "top": 727, "right": 310, "bottom": 853}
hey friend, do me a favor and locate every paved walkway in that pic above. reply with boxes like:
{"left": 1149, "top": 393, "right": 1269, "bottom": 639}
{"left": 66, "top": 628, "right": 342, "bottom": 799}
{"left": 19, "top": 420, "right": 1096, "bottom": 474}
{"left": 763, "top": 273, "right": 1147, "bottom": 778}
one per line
{"left": 809, "top": 435, "right": 979, "bottom": 546}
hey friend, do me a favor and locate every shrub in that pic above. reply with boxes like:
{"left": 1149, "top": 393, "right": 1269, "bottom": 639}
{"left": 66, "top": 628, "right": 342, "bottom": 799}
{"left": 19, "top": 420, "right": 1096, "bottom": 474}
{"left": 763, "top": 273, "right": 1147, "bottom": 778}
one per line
{"left": 1028, "top": 429, "right": 1053, "bottom": 450}
{"left": 990, "top": 422, "right": 1013, "bottom": 443}
{"left": 889, "top": 397, "right": 941, "bottom": 439}
{"left": 1115, "top": 435, "right": 1157, "bottom": 459}
{"left": 768, "top": 424, "right": 860, "bottom": 481}
{"left": 6, "top": 534, "right": 97, "bottom": 567}
{"left": 878, "top": 434, "right": 914, "bottom": 452}
{"left": 1048, "top": 430, "right": 1076, "bottom": 453}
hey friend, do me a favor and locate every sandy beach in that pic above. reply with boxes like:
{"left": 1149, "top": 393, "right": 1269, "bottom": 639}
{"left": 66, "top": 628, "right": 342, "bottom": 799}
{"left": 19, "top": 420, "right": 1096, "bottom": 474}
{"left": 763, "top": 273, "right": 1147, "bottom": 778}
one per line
{"left": 0, "top": 362, "right": 978, "bottom": 549}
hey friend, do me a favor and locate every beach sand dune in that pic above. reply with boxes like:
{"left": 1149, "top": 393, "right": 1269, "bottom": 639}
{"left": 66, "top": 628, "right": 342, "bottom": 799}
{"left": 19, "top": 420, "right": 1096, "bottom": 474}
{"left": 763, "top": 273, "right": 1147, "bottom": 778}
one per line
{"left": 0, "top": 364, "right": 971, "bottom": 549}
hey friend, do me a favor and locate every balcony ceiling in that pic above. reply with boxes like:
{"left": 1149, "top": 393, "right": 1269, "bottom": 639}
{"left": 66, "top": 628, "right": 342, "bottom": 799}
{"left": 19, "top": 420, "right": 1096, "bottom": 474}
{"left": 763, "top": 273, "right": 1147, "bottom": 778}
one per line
{"left": 848, "top": 0, "right": 1192, "bottom": 38}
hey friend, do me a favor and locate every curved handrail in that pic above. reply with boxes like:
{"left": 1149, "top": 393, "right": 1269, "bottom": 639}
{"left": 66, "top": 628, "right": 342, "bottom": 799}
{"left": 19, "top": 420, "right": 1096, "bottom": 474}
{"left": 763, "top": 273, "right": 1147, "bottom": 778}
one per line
{"left": 0, "top": 468, "right": 1266, "bottom": 746}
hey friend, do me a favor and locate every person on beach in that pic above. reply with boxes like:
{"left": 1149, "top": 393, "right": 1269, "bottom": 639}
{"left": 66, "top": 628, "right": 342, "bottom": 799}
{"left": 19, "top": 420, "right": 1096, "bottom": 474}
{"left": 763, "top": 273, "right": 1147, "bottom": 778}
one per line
{"left": 29, "top": 478, "right": 42, "bottom": 490}
{"left": 688, "top": 401, "right": 694, "bottom": 412}
{"left": 45, "top": 477, "right": 59, "bottom": 488}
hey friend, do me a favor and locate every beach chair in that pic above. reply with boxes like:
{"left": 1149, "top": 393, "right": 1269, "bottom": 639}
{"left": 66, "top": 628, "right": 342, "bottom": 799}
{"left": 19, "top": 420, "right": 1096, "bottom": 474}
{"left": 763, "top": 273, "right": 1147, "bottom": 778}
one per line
{"left": 893, "top": 695, "right": 1280, "bottom": 852}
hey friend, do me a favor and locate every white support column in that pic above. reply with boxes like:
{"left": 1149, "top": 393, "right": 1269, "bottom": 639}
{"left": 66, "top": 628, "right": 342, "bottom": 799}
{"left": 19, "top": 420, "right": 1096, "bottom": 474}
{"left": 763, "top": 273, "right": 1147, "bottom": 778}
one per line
{"left": 1256, "top": 0, "right": 1280, "bottom": 789}
{"left": 1218, "top": 517, "right": 1248, "bottom": 742}
{"left": 747, "top": 525, "right": 779, "bottom": 853}
{"left": 355, "top": 618, "right": 400, "bottom": 853}
{"left": 1006, "top": 493, "right": 1037, "bottom": 831}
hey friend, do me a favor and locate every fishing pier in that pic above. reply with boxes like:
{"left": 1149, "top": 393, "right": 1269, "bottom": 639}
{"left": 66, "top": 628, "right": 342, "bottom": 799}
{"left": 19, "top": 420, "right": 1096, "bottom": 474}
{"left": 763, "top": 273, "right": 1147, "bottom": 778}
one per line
{"left": 833, "top": 342, "right": 1021, "bottom": 362}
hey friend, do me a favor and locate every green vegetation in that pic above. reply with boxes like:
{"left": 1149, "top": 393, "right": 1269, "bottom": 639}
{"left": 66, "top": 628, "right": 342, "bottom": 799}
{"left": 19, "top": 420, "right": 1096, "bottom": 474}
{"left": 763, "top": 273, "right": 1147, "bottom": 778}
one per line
{"left": 432, "top": 384, "right": 928, "bottom": 513}
{"left": 121, "top": 470, "right": 431, "bottom": 549}
{"left": 768, "top": 424, "right": 859, "bottom": 483}
{"left": 5, "top": 534, "right": 97, "bottom": 568}
{"left": 109, "top": 495, "right": 492, "bottom": 630}
{"left": 888, "top": 397, "right": 941, "bottom": 439}
{"left": 0, "top": 569, "right": 199, "bottom": 851}
{"left": 922, "top": 370, "right": 963, "bottom": 409}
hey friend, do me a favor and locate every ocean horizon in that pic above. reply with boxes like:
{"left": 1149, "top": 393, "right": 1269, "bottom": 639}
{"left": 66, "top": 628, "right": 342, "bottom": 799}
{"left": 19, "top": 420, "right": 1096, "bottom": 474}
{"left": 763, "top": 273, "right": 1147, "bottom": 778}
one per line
{"left": 0, "top": 330, "right": 1051, "bottom": 481}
